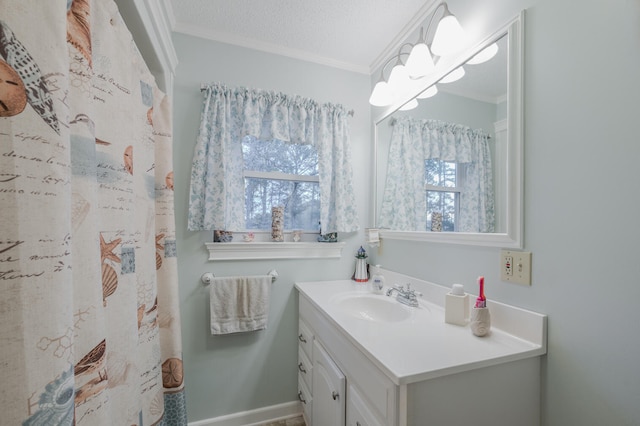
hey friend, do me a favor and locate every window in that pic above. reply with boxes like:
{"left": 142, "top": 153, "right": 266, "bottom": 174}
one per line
{"left": 242, "top": 136, "right": 320, "bottom": 231}
{"left": 425, "top": 159, "right": 464, "bottom": 231}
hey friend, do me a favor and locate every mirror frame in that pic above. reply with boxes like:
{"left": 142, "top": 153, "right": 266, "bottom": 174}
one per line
{"left": 372, "top": 11, "right": 524, "bottom": 248}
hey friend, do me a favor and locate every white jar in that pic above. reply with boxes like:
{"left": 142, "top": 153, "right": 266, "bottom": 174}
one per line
{"left": 445, "top": 284, "right": 469, "bottom": 326}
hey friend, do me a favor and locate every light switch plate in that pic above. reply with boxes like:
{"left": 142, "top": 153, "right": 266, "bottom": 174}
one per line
{"left": 500, "top": 250, "right": 532, "bottom": 285}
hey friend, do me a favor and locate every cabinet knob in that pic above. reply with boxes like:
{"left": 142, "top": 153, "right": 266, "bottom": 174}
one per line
{"left": 298, "top": 333, "right": 307, "bottom": 343}
{"left": 332, "top": 391, "right": 339, "bottom": 400}
{"left": 298, "top": 391, "right": 306, "bottom": 404}
{"left": 298, "top": 362, "right": 306, "bottom": 374}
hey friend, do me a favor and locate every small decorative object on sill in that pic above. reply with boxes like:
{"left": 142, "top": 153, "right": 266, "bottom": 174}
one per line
{"left": 431, "top": 212, "right": 443, "bottom": 232}
{"left": 213, "top": 230, "right": 233, "bottom": 242}
{"left": 352, "top": 246, "right": 369, "bottom": 282}
{"left": 271, "top": 206, "right": 284, "bottom": 242}
{"left": 317, "top": 232, "right": 337, "bottom": 242}
{"left": 242, "top": 232, "right": 255, "bottom": 242}
{"left": 317, "top": 221, "right": 337, "bottom": 242}
{"left": 292, "top": 230, "right": 303, "bottom": 242}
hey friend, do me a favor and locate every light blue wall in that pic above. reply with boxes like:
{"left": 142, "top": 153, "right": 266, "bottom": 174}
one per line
{"left": 171, "top": 34, "right": 372, "bottom": 422}
{"left": 171, "top": 0, "right": 640, "bottom": 424}
{"left": 371, "top": 0, "right": 640, "bottom": 425}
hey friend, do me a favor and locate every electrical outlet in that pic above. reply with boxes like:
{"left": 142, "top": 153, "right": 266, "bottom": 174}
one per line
{"left": 500, "top": 250, "right": 532, "bottom": 285}
{"left": 504, "top": 255, "right": 513, "bottom": 276}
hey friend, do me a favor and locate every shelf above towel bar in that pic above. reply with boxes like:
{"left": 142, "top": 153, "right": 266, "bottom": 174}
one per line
{"left": 205, "top": 241, "right": 345, "bottom": 261}
{"left": 201, "top": 269, "right": 278, "bottom": 285}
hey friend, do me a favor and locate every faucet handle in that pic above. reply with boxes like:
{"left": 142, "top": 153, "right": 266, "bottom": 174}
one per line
{"left": 405, "top": 284, "right": 422, "bottom": 298}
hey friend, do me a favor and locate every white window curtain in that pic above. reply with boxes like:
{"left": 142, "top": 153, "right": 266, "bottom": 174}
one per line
{"left": 188, "top": 83, "right": 360, "bottom": 234}
{"left": 379, "top": 117, "right": 495, "bottom": 232}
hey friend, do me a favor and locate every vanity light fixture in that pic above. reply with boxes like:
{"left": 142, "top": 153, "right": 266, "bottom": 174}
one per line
{"left": 369, "top": 1, "right": 467, "bottom": 107}
{"left": 429, "top": 2, "right": 466, "bottom": 57}
{"left": 417, "top": 85, "right": 438, "bottom": 99}
{"left": 466, "top": 42, "right": 499, "bottom": 64}
{"left": 387, "top": 56, "right": 412, "bottom": 95}
{"left": 399, "top": 98, "right": 419, "bottom": 111}
{"left": 404, "top": 27, "right": 436, "bottom": 79}
{"left": 439, "top": 66, "right": 465, "bottom": 83}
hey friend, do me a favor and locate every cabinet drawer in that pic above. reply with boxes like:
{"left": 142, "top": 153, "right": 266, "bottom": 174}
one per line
{"left": 298, "top": 346, "right": 313, "bottom": 390}
{"left": 298, "top": 377, "right": 312, "bottom": 425}
{"left": 298, "top": 319, "right": 313, "bottom": 360}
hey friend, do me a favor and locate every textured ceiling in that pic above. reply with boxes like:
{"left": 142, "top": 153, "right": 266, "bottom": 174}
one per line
{"left": 168, "top": 0, "right": 432, "bottom": 73}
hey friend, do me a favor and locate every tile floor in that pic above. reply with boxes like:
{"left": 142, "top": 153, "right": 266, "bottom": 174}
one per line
{"left": 259, "top": 415, "right": 306, "bottom": 426}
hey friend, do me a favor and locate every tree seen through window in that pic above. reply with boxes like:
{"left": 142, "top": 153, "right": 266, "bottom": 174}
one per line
{"left": 242, "top": 136, "right": 320, "bottom": 230}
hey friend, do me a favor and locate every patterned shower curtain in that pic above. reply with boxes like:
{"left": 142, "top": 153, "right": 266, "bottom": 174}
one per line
{"left": 0, "top": 1, "right": 186, "bottom": 425}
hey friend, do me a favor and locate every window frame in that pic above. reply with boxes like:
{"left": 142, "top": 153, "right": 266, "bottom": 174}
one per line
{"left": 424, "top": 160, "right": 466, "bottom": 232}
{"left": 242, "top": 139, "right": 321, "bottom": 233}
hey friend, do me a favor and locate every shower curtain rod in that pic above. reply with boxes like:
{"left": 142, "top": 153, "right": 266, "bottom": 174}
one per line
{"left": 199, "top": 84, "right": 355, "bottom": 117}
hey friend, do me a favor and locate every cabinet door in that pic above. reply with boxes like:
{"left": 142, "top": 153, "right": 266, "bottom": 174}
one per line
{"left": 347, "top": 384, "right": 385, "bottom": 426}
{"left": 312, "top": 341, "right": 345, "bottom": 426}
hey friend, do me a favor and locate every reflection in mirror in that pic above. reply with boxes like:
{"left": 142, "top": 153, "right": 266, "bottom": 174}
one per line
{"left": 377, "top": 34, "right": 507, "bottom": 234}
{"left": 373, "top": 12, "right": 523, "bottom": 248}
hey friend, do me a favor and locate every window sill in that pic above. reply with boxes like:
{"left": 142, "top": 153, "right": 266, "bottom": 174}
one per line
{"left": 205, "top": 241, "right": 346, "bottom": 261}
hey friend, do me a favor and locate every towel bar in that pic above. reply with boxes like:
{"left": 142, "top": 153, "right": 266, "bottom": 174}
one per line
{"left": 201, "top": 269, "right": 278, "bottom": 285}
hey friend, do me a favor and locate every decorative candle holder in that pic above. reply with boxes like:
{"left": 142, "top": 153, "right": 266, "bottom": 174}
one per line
{"left": 292, "top": 230, "right": 303, "bottom": 242}
{"left": 271, "top": 206, "right": 284, "bottom": 242}
{"left": 431, "top": 212, "right": 443, "bottom": 232}
{"left": 470, "top": 307, "right": 491, "bottom": 337}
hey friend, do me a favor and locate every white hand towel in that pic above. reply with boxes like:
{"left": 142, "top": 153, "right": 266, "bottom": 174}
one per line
{"left": 209, "top": 275, "right": 272, "bottom": 335}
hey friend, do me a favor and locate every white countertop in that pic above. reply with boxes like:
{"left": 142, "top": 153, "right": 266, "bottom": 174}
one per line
{"left": 295, "top": 272, "right": 547, "bottom": 386}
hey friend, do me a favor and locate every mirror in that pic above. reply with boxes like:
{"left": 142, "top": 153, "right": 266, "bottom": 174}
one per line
{"left": 373, "top": 12, "right": 523, "bottom": 248}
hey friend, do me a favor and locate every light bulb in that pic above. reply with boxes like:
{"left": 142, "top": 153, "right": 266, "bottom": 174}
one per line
{"left": 417, "top": 85, "right": 438, "bottom": 99}
{"left": 369, "top": 80, "right": 394, "bottom": 106}
{"left": 439, "top": 66, "right": 465, "bottom": 84}
{"left": 405, "top": 43, "right": 435, "bottom": 78}
{"left": 467, "top": 43, "right": 498, "bottom": 65}
{"left": 431, "top": 12, "right": 466, "bottom": 57}
{"left": 399, "top": 98, "right": 418, "bottom": 111}
{"left": 388, "top": 63, "right": 412, "bottom": 95}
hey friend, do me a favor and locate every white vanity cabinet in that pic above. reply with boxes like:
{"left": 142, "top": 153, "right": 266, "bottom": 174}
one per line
{"left": 298, "top": 314, "right": 395, "bottom": 426}
{"left": 298, "top": 298, "right": 396, "bottom": 426}
{"left": 296, "top": 275, "right": 547, "bottom": 426}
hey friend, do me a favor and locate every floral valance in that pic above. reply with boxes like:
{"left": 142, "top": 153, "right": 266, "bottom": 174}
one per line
{"left": 188, "top": 83, "right": 360, "bottom": 233}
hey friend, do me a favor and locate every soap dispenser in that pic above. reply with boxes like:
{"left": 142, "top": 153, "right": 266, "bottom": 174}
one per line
{"left": 371, "top": 265, "right": 385, "bottom": 294}
{"left": 445, "top": 284, "right": 469, "bottom": 326}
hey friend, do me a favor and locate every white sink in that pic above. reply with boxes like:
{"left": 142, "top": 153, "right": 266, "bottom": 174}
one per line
{"left": 333, "top": 293, "right": 412, "bottom": 323}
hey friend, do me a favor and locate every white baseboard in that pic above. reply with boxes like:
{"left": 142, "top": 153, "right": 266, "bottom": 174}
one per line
{"left": 188, "top": 401, "right": 302, "bottom": 426}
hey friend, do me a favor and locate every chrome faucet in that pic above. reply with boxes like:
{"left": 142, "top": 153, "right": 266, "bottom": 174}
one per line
{"left": 386, "top": 284, "right": 422, "bottom": 307}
